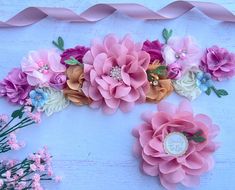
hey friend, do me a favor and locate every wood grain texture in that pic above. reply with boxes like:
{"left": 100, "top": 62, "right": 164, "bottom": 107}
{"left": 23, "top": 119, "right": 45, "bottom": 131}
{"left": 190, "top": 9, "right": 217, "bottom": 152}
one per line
{"left": 0, "top": 0, "right": 235, "bottom": 189}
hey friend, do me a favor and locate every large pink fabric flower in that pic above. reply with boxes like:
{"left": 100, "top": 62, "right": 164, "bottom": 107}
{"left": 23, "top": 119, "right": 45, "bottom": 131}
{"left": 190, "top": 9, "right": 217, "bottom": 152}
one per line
{"left": 82, "top": 34, "right": 150, "bottom": 114}
{"left": 163, "top": 36, "right": 202, "bottom": 79}
{"left": 200, "top": 45, "right": 235, "bottom": 81}
{"left": 21, "top": 49, "right": 66, "bottom": 86}
{"left": 132, "top": 101, "right": 219, "bottom": 190}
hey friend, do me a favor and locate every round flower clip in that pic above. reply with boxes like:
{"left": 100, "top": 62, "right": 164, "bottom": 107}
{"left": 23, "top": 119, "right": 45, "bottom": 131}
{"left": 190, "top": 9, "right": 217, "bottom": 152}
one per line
{"left": 132, "top": 100, "right": 219, "bottom": 190}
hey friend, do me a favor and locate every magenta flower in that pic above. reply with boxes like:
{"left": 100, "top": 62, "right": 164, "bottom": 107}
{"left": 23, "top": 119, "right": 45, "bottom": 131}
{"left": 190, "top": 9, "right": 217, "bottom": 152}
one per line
{"left": 0, "top": 68, "right": 32, "bottom": 105}
{"left": 142, "top": 40, "right": 163, "bottom": 63}
{"left": 21, "top": 49, "right": 66, "bottom": 86}
{"left": 60, "top": 45, "right": 89, "bottom": 65}
{"left": 200, "top": 45, "right": 235, "bottom": 81}
{"left": 132, "top": 101, "right": 219, "bottom": 190}
{"left": 83, "top": 34, "right": 150, "bottom": 114}
{"left": 163, "top": 36, "right": 202, "bottom": 78}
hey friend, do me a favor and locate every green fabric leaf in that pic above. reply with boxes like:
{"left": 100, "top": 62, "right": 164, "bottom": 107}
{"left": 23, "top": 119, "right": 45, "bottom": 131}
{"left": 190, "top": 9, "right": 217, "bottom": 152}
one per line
{"left": 11, "top": 107, "right": 24, "bottom": 119}
{"left": 192, "top": 136, "right": 206, "bottom": 143}
{"left": 52, "top": 36, "right": 64, "bottom": 51}
{"left": 162, "top": 28, "right": 173, "bottom": 44}
{"left": 152, "top": 65, "right": 167, "bottom": 76}
{"left": 205, "top": 88, "right": 211, "bottom": 95}
{"left": 64, "top": 56, "right": 81, "bottom": 65}
{"left": 58, "top": 37, "right": 64, "bottom": 48}
{"left": 217, "top": 89, "right": 228, "bottom": 96}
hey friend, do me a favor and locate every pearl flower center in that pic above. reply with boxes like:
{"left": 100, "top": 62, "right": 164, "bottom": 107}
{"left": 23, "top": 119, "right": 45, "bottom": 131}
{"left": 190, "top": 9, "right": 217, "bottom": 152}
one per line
{"left": 110, "top": 66, "right": 122, "bottom": 81}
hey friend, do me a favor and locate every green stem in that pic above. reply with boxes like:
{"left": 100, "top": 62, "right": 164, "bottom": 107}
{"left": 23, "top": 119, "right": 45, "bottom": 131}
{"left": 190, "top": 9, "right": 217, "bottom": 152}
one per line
{"left": 211, "top": 86, "right": 221, "bottom": 98}
{"left": 0, "top": 118, "right": 14, "bottom": 133}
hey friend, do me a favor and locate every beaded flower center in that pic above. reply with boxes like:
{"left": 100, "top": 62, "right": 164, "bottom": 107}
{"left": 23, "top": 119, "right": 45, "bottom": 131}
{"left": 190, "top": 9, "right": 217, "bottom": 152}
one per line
{"left": 110, "top": 66, "right": 122, "bottom": 81}
{"left": 175, "top": 49, "right": 187, "bottom": 59}
{"left": 37, "top": 60, "right": 50, "bottom": 74}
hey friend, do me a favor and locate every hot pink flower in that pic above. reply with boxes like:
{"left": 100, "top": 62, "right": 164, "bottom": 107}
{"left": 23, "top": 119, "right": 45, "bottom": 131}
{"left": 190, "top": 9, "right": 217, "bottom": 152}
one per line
{"left": 142, "top": 40, "right": 163, "bottom": 63}
{"left": 21, "top": 49, "right": 66, "bottom": 86}
{"left": 200, "top": 45, "right": 235, "bottom": 81}
{"left": 83, "top": 34, "right": 150, "bottom": 114}
{"left": 60, "top": 45, "right": 89, "bottom": 65}
{"left": 132, "top": 101, "right": 219, "bottom": 190}
{"left": 163, "top": 36, "right": 202, "bottom": 78}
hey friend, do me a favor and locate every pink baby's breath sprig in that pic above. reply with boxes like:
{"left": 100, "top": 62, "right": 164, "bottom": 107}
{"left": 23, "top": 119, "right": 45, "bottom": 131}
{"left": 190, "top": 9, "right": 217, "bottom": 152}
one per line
{"left": 0, "top": 147, "right": 60, "bottom": 190}
{"left": 0, "top": 105, "right": 39, "bottom": 154}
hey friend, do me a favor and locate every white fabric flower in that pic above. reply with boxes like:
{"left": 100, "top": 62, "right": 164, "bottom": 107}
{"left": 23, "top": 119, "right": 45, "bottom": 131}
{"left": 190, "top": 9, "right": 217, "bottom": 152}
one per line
{"left": 42, "top": 87, "right": 70, "bottom": 116}
{"left": 173, "top": 71, "right": 202, "bottom": 100}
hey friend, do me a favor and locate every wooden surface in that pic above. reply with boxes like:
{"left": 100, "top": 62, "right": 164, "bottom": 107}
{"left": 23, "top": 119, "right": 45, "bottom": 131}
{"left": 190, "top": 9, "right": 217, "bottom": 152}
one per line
{"left": 0, "top": 0, "right": 235, "bottom": 189}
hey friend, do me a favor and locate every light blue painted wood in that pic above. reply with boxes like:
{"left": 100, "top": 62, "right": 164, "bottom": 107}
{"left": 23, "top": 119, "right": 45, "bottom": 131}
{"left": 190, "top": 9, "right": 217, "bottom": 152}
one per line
{"left": 0, "top": 1, "right": 235, "bottom": 189}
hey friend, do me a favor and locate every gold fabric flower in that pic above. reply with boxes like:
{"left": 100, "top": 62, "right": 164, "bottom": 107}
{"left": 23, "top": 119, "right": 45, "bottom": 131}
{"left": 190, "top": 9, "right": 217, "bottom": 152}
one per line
{"left": 146, "top": 61, "right": 173, "bottom": 103}
{"left": 63, "top": 65, "right": 91, "bottom": 105}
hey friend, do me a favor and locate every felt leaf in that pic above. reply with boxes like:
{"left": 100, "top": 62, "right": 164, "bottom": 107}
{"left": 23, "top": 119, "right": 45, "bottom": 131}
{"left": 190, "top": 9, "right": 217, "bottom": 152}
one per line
{"left": 217, "top": 89, "right": 228, "bottom": 96}
{"left": 162, "top": 28, "right": 173, "bottom": 43}
{"left": 64, "top": 56, "right": 82, "bottom": 66}
{"left": 11, "top": 107, "right": 24, "bottom": 119}
{"left": 42, "top": 87, "right": 70, "bottom": 116}
{"left": 52, "top": 36, "right": 65, "bottom": 51}
{"left": 205, "top": 87, "right": 211, "bottom": 95}
{"left": 192, "top": 136, "right": 206, "bottom": 143}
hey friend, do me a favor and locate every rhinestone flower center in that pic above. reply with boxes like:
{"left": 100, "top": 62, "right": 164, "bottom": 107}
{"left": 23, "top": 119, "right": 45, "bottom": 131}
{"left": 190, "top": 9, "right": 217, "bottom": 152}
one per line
{"left": 37, "top": 60, "right": 50, "bottom": 74}
{"left": 110, "top": 66, "right": 122, "bottom": 81}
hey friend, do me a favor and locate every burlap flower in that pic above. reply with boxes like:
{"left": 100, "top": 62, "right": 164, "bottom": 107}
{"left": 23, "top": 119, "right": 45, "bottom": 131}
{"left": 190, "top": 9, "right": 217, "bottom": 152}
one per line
{"left": 146, "top": 62, "right": 173, "bottom": 103}
{"left": 63, "top": 65, "right": 91, "bottom": 105}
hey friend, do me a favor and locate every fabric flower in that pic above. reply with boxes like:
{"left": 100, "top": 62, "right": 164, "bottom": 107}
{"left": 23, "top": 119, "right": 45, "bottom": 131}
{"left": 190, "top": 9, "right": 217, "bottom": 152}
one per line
{"left": 29, "top": 89, "right": 48, "bottom": 108}
{"left": 21, "top": 49, "right": 66, "bottom": 86}
{"left": 63, "top": 65, "right": 91, "bottom": 105}
{"left": 195, "top": 72, "right": 213, "bottom": 92}
{"left": 173, "top": 71, "right": 202, "bottom": 100}
{"left": 142, "top": 40, "right": 163, "bottom": 63}
{"left": 0, "top": 68, "right": 32, "bottom": 105}
{"left": 82, "top": 34, "right": 150, "bottom": 114}
{"left": 167, "top": 62, "right": 182, "bottom": 80}
{"left": 42, "top": 87, "right": 70, "bottom": 116}
{"left": 200, "top": 45, "right": 235, "bottom": 81}
{"left": 163, "top": 36, "right": 202, "bottom": 77}
{"left": 146, "top": 61, "right": 173, "bottom": 103}
{"left": 132, "top": 101, "right": 219, "bottom": 190}
{"left": 49, "top": 73, "right": 66, "bottom": 90}
{"left": 60, "top": 45, "right": 89, "bottom": 65}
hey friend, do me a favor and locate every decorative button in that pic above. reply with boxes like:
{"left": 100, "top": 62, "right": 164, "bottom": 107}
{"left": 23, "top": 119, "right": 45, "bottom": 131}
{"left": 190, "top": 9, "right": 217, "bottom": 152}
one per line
{"left": 163, "top": 132, "right": 189, "bottom": 157}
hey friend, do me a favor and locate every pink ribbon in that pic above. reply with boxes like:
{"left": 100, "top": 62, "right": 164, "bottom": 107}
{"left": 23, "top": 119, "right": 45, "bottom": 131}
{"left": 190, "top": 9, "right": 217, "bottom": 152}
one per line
{"left": 1, "top": 1, "right": 235, "bottom": 27}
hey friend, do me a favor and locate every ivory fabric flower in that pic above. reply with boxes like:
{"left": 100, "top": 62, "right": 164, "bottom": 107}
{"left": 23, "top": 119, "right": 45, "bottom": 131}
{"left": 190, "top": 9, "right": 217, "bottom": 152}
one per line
{"left": 132, "top": 101, "right": 219, "bottom": 190}
{"left": 82, "top": 34, "right": 150, "bottom": 113}
{"left": 21, "top": 49, "right": 66, "bottom": 86}
{"left": 63, "top": 65, "right": 91, "bottom": 105}
{"left": 0, "top": 68, "right": 32, "bottom": 105}
{"left": 42, "top": 87, "right": 70, "bottom": 116}
{"left": 200, "top": 45, "right": 235, "bottom": 81}
{"left": 173, "top": 71, "right": 202, "bottom": 100}
{"left": 142, "top": 40, "right": 163, "bottom": 63}
{"left": 163, "top": 36, "right": 202, "bottom": 78}
{"left": 146, "top": 61, "right": 173, "bottom": 103}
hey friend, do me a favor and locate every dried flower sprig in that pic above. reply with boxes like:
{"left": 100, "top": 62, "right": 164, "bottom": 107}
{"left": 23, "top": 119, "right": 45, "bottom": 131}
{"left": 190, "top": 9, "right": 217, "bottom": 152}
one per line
{"left": 0, "top": 104, "right": 40, "bottom": 154}
{"left": 0, "top": 147, "right": 61, "bottom": 190}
